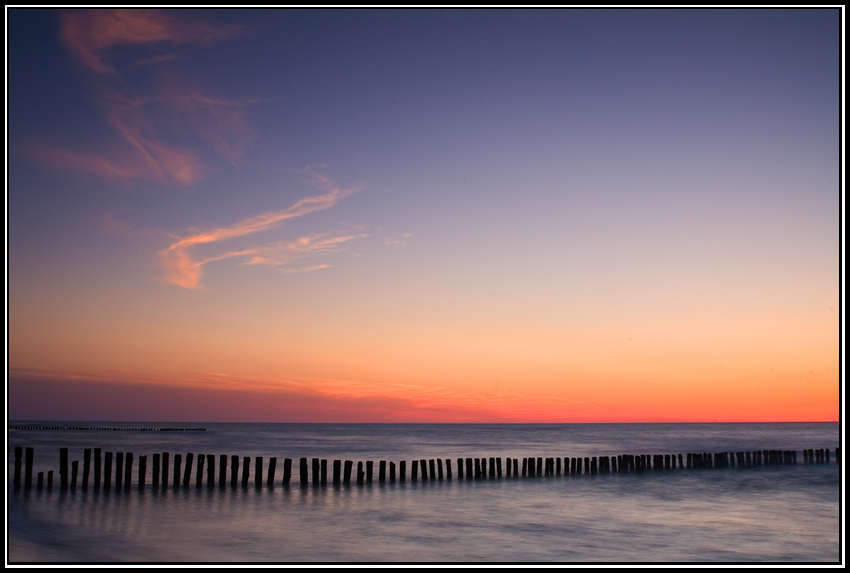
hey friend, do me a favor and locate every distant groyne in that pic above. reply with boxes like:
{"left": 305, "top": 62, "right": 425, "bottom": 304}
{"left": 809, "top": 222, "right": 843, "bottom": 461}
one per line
{"left": 10, "top": 445, "right": 840, "bottom": 493}
{"left": 9, "top": 424, "right": 205, "bottom": 432}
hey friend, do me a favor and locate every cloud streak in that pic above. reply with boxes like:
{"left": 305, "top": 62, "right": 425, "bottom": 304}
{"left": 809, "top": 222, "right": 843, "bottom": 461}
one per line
{"left": 159, "top": 172, "right": 363, "bottom": 288}
{"left": 34, "top": 10, "right": 254, "bottom": 185}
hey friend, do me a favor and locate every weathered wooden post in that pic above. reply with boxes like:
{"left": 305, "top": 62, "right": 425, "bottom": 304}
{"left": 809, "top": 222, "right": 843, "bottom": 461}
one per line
{"left": 207, "top": 454, "right": 215, "bottom": 489}
{"left": 255, "top": 457, "right": 263, "bottom": 488}
{"left": 446, "top": 458, "right": 452, "bottom": 480}
{"left": 194, "top": 454, "right": 204, "bottom": 487}
{"left": 24, "top": 447, "right": 34, "bottom": 490}
{"left": 153, "top": 453, "right": 161, "bottom": 489}
{"left": 506, "top": 457, "right": 512, "bottom": 477}
{"left": 82, "top": 449, "right": 91, "bottom": 490}
{"left": 513, "top": 459, "right": 517, "bottom": 476}
{"left": 184, "top": 453, "right": 194, "bottom": 487}
{"left": 456, "top": 458, "right": 464, "bottom": 480}
{"left": 267, "top": 457, "right": 277, "bottom": 487}
{"left": 490, "top": 457, "right": 496, "bottom": 478}
{"left": 411, "top": 459, "right": 418, "bottom": 481}
{"left": 474, "top": 458, "right": 481, "bottom": 479}
{"left": 357, "top": 461, "right": 365, "bottom": 485}
{"left": 389, "top": 461, "right": 396, "bottom": 483}
{"left": 115, "top": 453, "right": 124, "bottom": 489}
{"left": 231, "top": 455, "right": 239, "bottom": 487}
{"left": 94, "top": 448, "right": 102, "bottom": 489}
{"left": 283, "top": 458, "right": 293, "bottom": 487}
{"left": 537, "top": 457, "right": 543, "bottom": 476}
{"left": 420, "top": 460, "right": 427, "bottom": 481}
{"left": 13, "top": 447, "right": 21, "bottom": 489}
{"left": 332, "top": 460, "right": 342, "bottom": 485}
{"left": 71, "top": 460, "right": 79, "bottom": 489}
{"left": 555, "top": 457, "right": 561, "bottom": 476}
{"left": 429, "top": 459, "right": 436, "bottom": 481}
{"left": 161, "top": 453, "right": 169, "bottom": 488}
{"left": 60, "top": 447, "right": 69, "bottom": 490}
{"left": 139, "top": 455, "right": 147, "bottom": 490}
{"left": 399, "top": 460, "right": 406, "bottom": 482}
{"left": 174, "top": 454, "right": 182, "bottom": 488}
{"left": 103, "top": 451, "right": 112, "bottom": 490}
{"left": 437, "top": 459, "right": 443, "bottom": 480}
{"left": 379, "top": 460, "right": 387, "bottom": 483}
{"left": 312, "top": 458, "right": 320, "bottom": 486}
{"left": 219, "top": 455, "right": 227, "bottom": 488}
{"left": 124, "top": 453, "right": 133, "bottom": 489}
{"left": 320, "top": 459, "right": 326, "bottom": 486}
{"left": 343, "top": 460, "right": 352, "bottom": 485}
{"left": 481, "top": 458, "right": 487, "bottom": 478}
{"left": 242, "top": 457, "right": 251, "bottom": 487}
{"left": 367, "top": 460, "right": 374, "bottom": 484}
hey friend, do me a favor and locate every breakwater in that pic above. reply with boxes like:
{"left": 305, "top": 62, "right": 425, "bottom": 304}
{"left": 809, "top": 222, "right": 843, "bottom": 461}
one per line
{"left": 10, "top": 446, "right": 840, "bottom": 492}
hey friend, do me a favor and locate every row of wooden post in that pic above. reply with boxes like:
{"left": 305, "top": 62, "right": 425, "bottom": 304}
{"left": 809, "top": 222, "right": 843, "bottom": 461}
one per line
{"left": 9, "top": 425, "right": 205, "bottom": 432}
{"left": 10, "top": 446, "right": 841, "bottom": 491}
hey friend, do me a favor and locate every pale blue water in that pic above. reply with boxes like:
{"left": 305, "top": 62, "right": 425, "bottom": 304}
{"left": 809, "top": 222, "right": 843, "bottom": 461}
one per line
{"left": 7, "top": 423, "right": 842, "bottom": 562}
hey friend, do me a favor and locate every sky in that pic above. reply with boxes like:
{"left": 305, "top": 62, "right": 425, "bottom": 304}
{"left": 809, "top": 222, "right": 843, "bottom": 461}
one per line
{"left": 7, "top": 8, "right": 842, "bottom": 422}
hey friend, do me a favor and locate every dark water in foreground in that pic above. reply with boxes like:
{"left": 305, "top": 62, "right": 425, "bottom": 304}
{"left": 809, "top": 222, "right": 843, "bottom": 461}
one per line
{"left": 7, "top": 422, "right": 842, "bottom": 563}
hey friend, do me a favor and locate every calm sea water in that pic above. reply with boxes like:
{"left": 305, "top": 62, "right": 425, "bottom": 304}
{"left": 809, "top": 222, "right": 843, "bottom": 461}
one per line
{"left": 7, "top": 422, "right": 842, "bottom": 563}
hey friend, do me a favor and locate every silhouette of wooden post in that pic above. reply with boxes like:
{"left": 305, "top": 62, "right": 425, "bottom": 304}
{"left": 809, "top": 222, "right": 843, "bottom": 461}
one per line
{"left": 506, "top": 457, "right": 512, "bottom": 477}
{"left": 537, "top": 457, "right": 543, "bottom": 476}
{"left": 219, "top": 455, "right": 227, "bottom": 488}
{"left": 115, "top": 453, "right": 124, "bottom": 489}
{"left": 481, "top": 458, "right": 487, "bottom": 477}
{"left": 23, "top": 447, "right": 34, "bottom": 490}
{"left": 283, "top": 458, "right": 293, "bottom": 487}
{"left": 399, "top": 460, "right": 406, "bottom": 482}
{"left": 521, "top": 458, "right": 527, "bottom": 477}
{"left": 82, "top": 449, "right": 91, "bottom": 490}
{"left": 124, "top": 453, "right": 133, "bottom": 490}
{"left": 429, "top": 459, "right": 436, "bottom": 481}
{"left": 60, "top": 448, "right": 69, "bottom": 489}
{"left": 474, "top": 458, "right": 481, "bottom": 479}
{"left": 389, "top": 461, "right": 396, "bottom": 483}
{"left": 153, "top": 454, "right": 161, "bottom": 488}
{"left": 513, "top": 458, "right": 518, "bottom": 476}
{"left": 379, "top": 460, "right": 386, "bottom": 483}
{"left": 173, "top": 454, "right": 182, "bottom": 488}
{"left": 300, "top": 458, "right": 308, "bottom": 486}
{"left": 71, "top": 460, "right": 78, "bottom": 489}
{"left": 437, "top": 459, "right": 443, "bottom": 480}
{"left": 312, "top": 458, "right": 320, "bottom": 486}
{"left": 457, "top": 458, "right": 464, "bottom": 480}
{"left": 94, "top": 448, "right": 102, "bottom": 489}
{"left": 332, "top": 460, "right": 341, "bottom": 485}
{"left": 13, "top": 447, "right": 22, "bottom": 488}
{"left": 206, "top": 454, "right": 215, "bottom": 488}
{"left": 556, "top": 457, "right": 561, "bottom": 476}
{"left": 184, "top": 453, "right": 194, "bottom": 487}
{"left": 138, "top": 455, "right": 147, "bottom": 490}
{"left": 366, "top": 461, "right": 374, "bottom": 484}
{"left": 242, "top": 457, "right": 251, "bottom": 487}
{"left": 343, "top": 460, "right": 352, "bottom": 485}
{"left": 195, "top": 454, "right": 205, "bottom": 487}
{"left": 446, "top": 458, "right": 452, "bottom": 480}
{"left": 161, "top": 453, "right": 169, "bottom": 488}
{"left": 231, "top": 455, "right": 239, "bottom": 487}
{"left": 490, "top": 457, "right": 496, "bottom": 478}
{"left": 466, "top": 458, "right": 473, "bottom": 480}
{"left": 357, "top": 461, "right": 365, "bottom": 485}
{"left": 267, "top": 457, "right": 277, "bottom": 487}
{"left": 320, "top": 459, "right": 326, "bottom": 486}
{"left": 411, "top": 460, "right": 418, "bottom": 481}
{"left": 420, "top": 460, "right": 428, "bottom": 481}
{"left": 103, "top": 451, "right": 112, "bottom": 490}
{"left": 255, "top": 457, "right": 263, "bottom": 488}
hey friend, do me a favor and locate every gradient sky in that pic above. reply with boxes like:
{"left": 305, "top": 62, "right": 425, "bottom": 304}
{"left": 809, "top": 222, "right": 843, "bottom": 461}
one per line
{"left": 8, "top": 9, "right": 841, "bottom": 422}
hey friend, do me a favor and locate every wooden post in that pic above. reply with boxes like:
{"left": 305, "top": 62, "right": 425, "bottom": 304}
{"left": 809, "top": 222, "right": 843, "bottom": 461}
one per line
{"left": 506, "top": 457, "right": 512, "bottom": 477}
{"left": 206, "top": 454, "right": 215, "bottom": 488}
{"left": 13, "top": 447, "right": 21, "bottom": 488}
{"left": 437, "top": 459, "right": 443, "bottom": 480}
{"left": 513, "top": 458, "right": 518, "bottom": 476}
{"left": 219, "top": 454, "right": 227, "bottom": 488}
{"left": 312, "top": 458, "right": 320, "bottom": 486}
{"left": 94, "top": 448, "right": 102, "bottom": 489}
{"left": 343, "top": 460, "right": 352, "bottom": 485}
{"left": 481, "top": 457, "right": 487, "bottom": 477}
{"left": 678, "top": 454, "right": 683, "bottom": 469}
{"left": 411, "top": 460, "right": 418, "bottom": 481}
{"left": 521, "top": 457, "right": 527, "bottom": 477}
{"left": 399, "top": 460, "right": 406, "bottom": 482}
{"left": 537, "top": 457, "right": 543, "bottom": 476}
{"left": 242, "top": 456, "right": 251, "bottom": 487}
{"left": 429, "top": 459, "right": 436, "bottom": 481}
{"left": 231, "top": 455, "right": 239, "bottom": 487}
{"left": 267, "top": 457, "right": 277, "bottom": 487}
{"left": 153, "top": 453, "right": 161, "bottom": 488}
{"left": 333, "top": 460, "right": 342, "bottom": 485}
{"left": 466, "top": 458, "right": 473, "bottom": 480}
{"left": 82, "top": 449, "right": 91, "bottom": 490}
{"left": 124, "top": 453, "right": 133, "bottom": 489}
{"left": 366, "top": 460, "right": 374, "bottom": 484}
{"left": 60, "top": 447, "right": 69, "bottom": 489}
{"left": 457, "top": 458, "right": 463, "bottom": 480}
{"left": 255, "top": 457, "right": 263, "bottom": 488}
{"left": 389, "top": 461, "right": 396, "bottom": 483}
{"left": 379, "top": 460, "right": 386, "bottom": 483}
{"left": 24, "top": 447, "right": 34, "bottom": 490}
{"left": 161, "top": 453, "right": 169, "bottom": 488}
{"left": 555, "top": 457, "right": 560, "bottom": 476}
{"left": 320, "top": 459, "right": 327, "bottom": 486}
{"left": 420, "top": 460, "right": 428, "bottom": 481}
{"left": 446, "top": 458, "right": 452, "bottom": 480}
{"left": 474, "top": 458, "right": 481, "bottom": 479}
{"left": 196, "top": 453, "right": 205, "bottom": 487}
{"left": 139, "top": 455, "right": 147, "bottom": 490}
{"left": 300, "top": 458, "right": 308, "bottom": 486}
{"left": 283, "top": 458, "right": 292, "bottom": 487}
{"left": 490, "top": 457, "right": 496, "bottom": 478}
{"left": 103, "top": 451, "right": 112, "bottom": 490}
{"left": 174, "top": 454, "right": 182, "bottom": 488}
{"left": 71, "top": 460, "right": 78, "bottom": 489}
{"left": 357, "top": 461, "right": 364, "bottom": 485}
{"left": 115, "top": 453, "right": 123, "bottom": 489}
{"left": 184, "top": 453, "right": 194, "bottom": 487}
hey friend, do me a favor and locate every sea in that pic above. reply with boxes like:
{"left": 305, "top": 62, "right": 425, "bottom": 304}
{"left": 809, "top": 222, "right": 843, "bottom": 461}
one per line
{"left": 6, "top": 422, "right": 842, "bottom": 563}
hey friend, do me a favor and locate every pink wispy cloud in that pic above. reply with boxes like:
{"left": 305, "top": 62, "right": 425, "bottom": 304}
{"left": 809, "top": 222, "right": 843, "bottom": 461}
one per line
{"left": 30, "top": 10, "right": 254, "bottom": 185}
{"left": 159, "top": 172, "right": 363, "bottom": 288}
